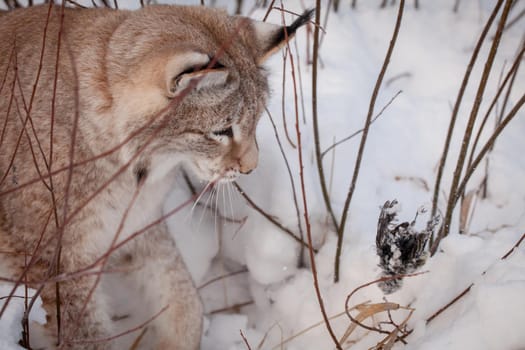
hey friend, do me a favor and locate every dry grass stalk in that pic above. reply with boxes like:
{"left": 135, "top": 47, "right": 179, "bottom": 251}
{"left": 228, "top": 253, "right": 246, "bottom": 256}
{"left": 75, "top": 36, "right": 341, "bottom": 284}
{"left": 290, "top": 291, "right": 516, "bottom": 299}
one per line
{"left": 459, "top": 189, "right": 477, "bottom": 234}
{"left": 339, "top": 302, "right": 401, "bottom": 344}
{"left": 342, "top": 272, "right": 427, "bottom": 348}
{"left": 270, "top": 306, "right": 361, "bottom": 349}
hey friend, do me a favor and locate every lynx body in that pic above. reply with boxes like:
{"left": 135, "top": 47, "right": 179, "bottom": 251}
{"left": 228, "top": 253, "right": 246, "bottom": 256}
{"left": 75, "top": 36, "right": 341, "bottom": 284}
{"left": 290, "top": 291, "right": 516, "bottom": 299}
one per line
{"left": 0, "top": 4, "right": 309, "bottom": 349}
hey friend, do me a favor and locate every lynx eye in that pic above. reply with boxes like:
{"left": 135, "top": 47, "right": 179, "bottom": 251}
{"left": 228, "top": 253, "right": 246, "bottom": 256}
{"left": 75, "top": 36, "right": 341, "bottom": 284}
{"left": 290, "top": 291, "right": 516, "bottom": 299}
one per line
{"left": 212, "top": 126, "right": 233, "bottom": 138}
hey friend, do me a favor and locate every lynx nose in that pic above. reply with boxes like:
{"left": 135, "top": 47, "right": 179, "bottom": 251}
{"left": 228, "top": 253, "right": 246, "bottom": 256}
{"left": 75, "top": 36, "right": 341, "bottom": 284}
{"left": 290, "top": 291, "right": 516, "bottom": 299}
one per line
{"left": 236, "top": 139, "right": 258, "bottom": 175}
{"left": 239, "top": 153, "right": 257, "bottom": 174}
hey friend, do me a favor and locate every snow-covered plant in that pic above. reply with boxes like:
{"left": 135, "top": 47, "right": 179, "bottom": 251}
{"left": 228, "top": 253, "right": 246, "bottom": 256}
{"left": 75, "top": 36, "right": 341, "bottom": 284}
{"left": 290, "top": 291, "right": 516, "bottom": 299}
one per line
{"left": 376, "top": 200, "right": 440, "bottom": 294}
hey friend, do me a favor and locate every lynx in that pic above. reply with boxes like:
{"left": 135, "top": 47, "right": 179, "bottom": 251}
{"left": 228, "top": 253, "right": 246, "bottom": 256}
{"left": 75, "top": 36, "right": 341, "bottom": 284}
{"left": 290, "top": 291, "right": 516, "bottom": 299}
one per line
{"left": 0, "top": 4, "right": 311, "bottom": 349}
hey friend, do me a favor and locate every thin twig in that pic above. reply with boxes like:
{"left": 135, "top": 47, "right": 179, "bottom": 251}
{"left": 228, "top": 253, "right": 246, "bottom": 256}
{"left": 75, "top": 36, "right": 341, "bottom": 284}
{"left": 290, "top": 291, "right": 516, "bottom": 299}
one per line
{"left": 335, "top": 0, "right": 405, "bottom": 283}
{"left": 434, "top": 0, "right": 513, "bottom": 253}
{"left": 430, "top": 0, "right": 505, "bottom": 235}
{"left": 209, "top": 300, "right": 253, "bottom": 314}
{"left": 292, "top": 38, "right": 307, "bottom": 125}
{"left": 198, "top": 268, "right": 248, "bottom": 290}
{"left": 240, "top": 330, "right": 253, "bottom": 350}
{"left": 454, "top": 93, "right": 525, "bottom": 210}
{"left": 265, "top": 107, "right": 305, "bottom": 265}
{"left": 502, "top": 6, "right": 525, "bottom": 34}
{"left": 295, "top": 4, "right": 340, "bottom": 346}
{"left": 233, "top": 182, "right": 312, "bottom": 251}
{"left": 68, "top": 306, "right": 168, "bottom": 345}
{"left": 280, "top": 45, "right": 297, "bottom": 148}
{"left": 128, "top": 327, "right": 148, "bottom": 350}
{"left": 311, "top": 0, "right": 339, "bottom": 234}
{"left": 271, "top": 7, "right": 326, "bottom": 33}
{"left": 262, "top": 0, "right": 276, "bottom": 21}
{"left": 321, "top": 90, "right": 402, "bottom": 159}
{"left": 466, "top": 41, "right": 525, "bottom": 172}
{"left": 427, "top": 232, "right": 524, "bottom": 324}
{"left": 66, "top": 0, "right": 88, "bottom": 8}
{"left": 280, "top": 10, "right": 309, "bottom": 265}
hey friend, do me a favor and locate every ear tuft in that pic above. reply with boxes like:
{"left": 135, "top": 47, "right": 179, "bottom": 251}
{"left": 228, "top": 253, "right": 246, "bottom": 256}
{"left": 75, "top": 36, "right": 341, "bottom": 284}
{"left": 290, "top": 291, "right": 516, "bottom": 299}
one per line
{"left": 255, "top": 9, "right": 315, "bottom": 64}
{"left": 283, "top": 9, "right": 315, "bottom": 40}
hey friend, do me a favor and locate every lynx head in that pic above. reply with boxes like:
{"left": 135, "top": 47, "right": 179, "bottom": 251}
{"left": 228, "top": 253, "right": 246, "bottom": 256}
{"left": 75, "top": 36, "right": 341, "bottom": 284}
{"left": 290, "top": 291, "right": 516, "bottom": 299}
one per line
{"left": 100, "top": 6, "right": 313, "bottom": 184}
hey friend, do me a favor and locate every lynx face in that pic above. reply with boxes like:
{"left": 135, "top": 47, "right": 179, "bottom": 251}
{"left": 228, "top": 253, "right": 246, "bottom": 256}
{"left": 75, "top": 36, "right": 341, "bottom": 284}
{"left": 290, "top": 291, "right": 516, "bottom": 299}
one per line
{"left": 98, "top": 6, "right": 312, "bottom": 185}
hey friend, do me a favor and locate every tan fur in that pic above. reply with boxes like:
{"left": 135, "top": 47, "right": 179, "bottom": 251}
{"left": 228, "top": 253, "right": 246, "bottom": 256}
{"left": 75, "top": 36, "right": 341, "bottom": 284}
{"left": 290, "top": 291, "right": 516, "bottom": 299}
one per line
{"left": 0, "top": 4, "right": 309, "bottom": 349}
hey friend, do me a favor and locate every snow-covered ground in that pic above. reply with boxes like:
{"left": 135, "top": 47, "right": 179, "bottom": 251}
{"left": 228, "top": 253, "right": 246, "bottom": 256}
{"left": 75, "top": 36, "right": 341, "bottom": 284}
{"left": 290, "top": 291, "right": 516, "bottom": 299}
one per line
{"left": 1, "top": 0, "right": 524, "bottom": 349}
{"left": 183, "top": 1, "right": 525, "bottom": 349}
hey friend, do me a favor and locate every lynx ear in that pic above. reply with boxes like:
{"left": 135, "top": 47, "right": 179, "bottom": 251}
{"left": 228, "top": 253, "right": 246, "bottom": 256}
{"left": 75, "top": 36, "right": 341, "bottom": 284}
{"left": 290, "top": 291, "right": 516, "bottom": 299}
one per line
{"left": 166, "top": 52, "right": 229, "bottom": 97}
{"left": 253, "top": 9, "right": 314, "bottom": 64}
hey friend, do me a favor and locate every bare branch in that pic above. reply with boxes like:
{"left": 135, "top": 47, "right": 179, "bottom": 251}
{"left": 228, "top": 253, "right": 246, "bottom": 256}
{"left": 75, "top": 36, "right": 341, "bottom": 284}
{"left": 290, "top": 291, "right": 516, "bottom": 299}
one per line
{"left": 335, "top": 0, "right": 405, "bottom": 282}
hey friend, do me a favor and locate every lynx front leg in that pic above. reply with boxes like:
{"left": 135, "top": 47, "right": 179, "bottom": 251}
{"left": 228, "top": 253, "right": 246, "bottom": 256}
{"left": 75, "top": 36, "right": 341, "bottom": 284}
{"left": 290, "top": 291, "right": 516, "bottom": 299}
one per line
{"left": 38, "top": 269, "right": 115, "bottom": 350}
{"left": 125, "top": 226, "right": 203, "bottom": 350}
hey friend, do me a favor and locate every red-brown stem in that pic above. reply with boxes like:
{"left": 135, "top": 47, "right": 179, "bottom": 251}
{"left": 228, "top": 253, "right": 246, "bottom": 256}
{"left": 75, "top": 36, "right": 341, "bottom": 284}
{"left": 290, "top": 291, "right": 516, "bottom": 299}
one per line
{"left": 280, "top": 4, "right": 306, "bottom": 262}
{"left": 198, "top": 268, "right": 249, "bottom": 290}
{"left": 0, "top": 45, "right": 15, "bottom": 96}
{"left": 262, "top": 0, "right": 276, "bottom": 21}
{"left": 0, "top": 209, "right": 52, "bottom": 318}
{"left": 240, "top": 330, "right": 253, "bottom": 350}
{"left": 294, "top": 7, "right": 340, "bottom": 347}
{"left": 233, "top": 182, "right": 310, "bottom": 250}
{"left": 49, "top": 7, "right": 66, "bottom": 335}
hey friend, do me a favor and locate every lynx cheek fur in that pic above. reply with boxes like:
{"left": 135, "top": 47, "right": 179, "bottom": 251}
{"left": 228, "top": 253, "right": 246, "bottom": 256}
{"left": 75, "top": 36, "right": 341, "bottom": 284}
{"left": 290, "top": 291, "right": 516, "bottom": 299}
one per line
{"left": 0, "top": 4, "right": 311, "bottom": 350}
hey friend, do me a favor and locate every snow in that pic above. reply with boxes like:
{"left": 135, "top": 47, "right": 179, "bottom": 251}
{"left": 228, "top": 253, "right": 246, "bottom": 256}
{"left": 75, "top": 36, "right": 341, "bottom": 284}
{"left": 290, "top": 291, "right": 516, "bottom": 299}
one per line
{"left": 1, "top": 0, "right": 524, "bottom": 349}
{"left": 0, "top": 286, "right": 46, "bottom": 350}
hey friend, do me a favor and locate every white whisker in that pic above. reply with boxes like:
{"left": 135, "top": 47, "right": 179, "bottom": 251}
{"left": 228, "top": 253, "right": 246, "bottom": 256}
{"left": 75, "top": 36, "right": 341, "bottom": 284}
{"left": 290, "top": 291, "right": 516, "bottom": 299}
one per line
{"left": 214, "top": 184, "right": 220, "bottom": 233}
{"left": 226, "top": 182, "right": 235, "bottom": 222}
{"left": 221, "top": 183, "right": 227, "bottom": 223}
{"left": 197, "top": 185, "right": 216, "bottom": 231}
{"left": 197, "top": 180, "right": 215, "bottom": 204}
{"left": 187, "top": 180, "right": 213, "bottom": 222}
